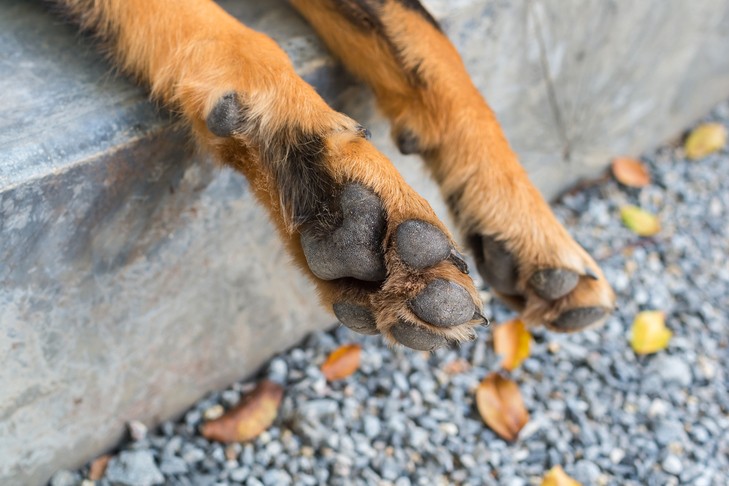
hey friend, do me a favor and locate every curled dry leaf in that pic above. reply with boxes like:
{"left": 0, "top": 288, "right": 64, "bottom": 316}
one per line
{"left": 620, "top": 205, "right": 660, "bottom": 237}
{"left": 541, "top": 465, "right": 582, "bottom": 486}
{"left": 611, "top": 157, "right": 651, "bottom": 188}
{"left": 476, "top": 373, "right": 529, "bottom": 441}
{"left": 201, "top": 380, "right": 283, "bottom": 443}
{"left": 493, "top": 319, "right": 531, "bottom": 371}
{"left": 88, "top": 454, "right": 112, "bottom": 481}
{"left": 321, "top": 343, "right": 362, "bottom": 381}
{"left": 630, "top": 310, "right": 672, "bottom": 355}
{"left": 684, "top": 122, "right": 727, "bottom": 160}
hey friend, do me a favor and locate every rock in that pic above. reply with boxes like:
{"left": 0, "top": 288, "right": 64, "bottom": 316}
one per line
{"left": 662, "top": 455, "right": 683, "bottom": 475}
{"left": 105, "top": 450, "right": 164, "bottom": 486}
{"left": 49, "top": 470, "right": 79, "bottom": 486}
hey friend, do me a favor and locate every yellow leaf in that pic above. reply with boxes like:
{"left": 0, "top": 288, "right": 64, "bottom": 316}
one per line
{"left": 620, "top": 205, "right": 660, "bottom": 236}
{"left": 685, "top": 123, "right": 727, "bottom": 160}
{"left": 611, "top": 157, "right": 651, "bottom": 188}
{"left": 475, "top": 373, "right": 529, "bottom": 441}
{"left": 493, "top": 319, "right": 532, "bottom": 371}
{"left": 630, "top": 310, "right": 672, "bottom": 355}
{"left": 321, "top": 344, "right": 362, "bottom": 381}
{"left": 542, "top": 465, "right": 582, "bottom": 486}
{"left": 201, "top": 380, "right": 283, "bottom": 443}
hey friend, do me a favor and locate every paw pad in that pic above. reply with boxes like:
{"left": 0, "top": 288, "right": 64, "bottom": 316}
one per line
{"left": 529, "top": 268, "right": 579, "bottom": 300}
{"left": 333, "top": 302, "right": 379, "bottom": 335}
{"left": 301, "top": 184, "right": 387, "bottom": 281}
{"left": 410, "top": 279, "right": 474, "bottom": 328}
{"left": 396, "top": 220, "right": 451, "bottom": 269}
{"left": 390, "top": 322, "right": 449, "bottom": 351}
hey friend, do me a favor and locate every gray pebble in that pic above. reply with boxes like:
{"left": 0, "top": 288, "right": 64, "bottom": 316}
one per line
{"left": 49, "top": 470, "right": 79, "bottom": 486}
{"left": 662, "top": 455, "right": 683, "bottom": 475}
{"left": 105, "top": 450, "right": 164, "bottom": 486}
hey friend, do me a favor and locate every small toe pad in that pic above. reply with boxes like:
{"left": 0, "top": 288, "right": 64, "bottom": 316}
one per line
{"left": 333, "top": 302, "right": 379, "bottom": 335}
{"left": 552, "top": 307, "right": 607, "bottom": 331}
{"left": 396, "top": 220, "right": 451, "bottom": 269}
{"left": 390, "top": 322, "right": 448, "bottom": 351}
{"left": 410, "top": 279, "right": 475, "bottom": 328}
{"left": 529, "top": 268, "right": 580, "bottom": 300}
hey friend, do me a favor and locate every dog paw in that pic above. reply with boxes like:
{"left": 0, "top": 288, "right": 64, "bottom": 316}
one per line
{"left": 468, "top": 228, "right": 615, "bottom": 332}
{"left": 300, "top": 183, "right": 484, "bottom": 351}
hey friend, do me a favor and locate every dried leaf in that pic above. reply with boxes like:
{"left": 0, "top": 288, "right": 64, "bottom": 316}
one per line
{"left": 685, "top": 122, "right": 727, "bottom": 160}
{"left": 630, "top": 310, "right": 672, "bottom": 355}
{"left": 476, "top": 373, "right": 529, "bottom": 441}
{"left": 541, "top": 465, "right": 582, "bottom": 486}
{"left": 620, "top": 205, "right": 660, "bottom": 236}
{"left": 493, "top": 319, "right": 532, "bottom": 371}
{"left": 611, "top": 157, "right": 651, "bottom": 187}
{"left": 443, "top": 358, "right": 471, "bottom": 375}
{"left": 321, "top": 344, "right": 362, "bottom": 381}
{"left": 201, "top": 380, "right": 283, "bottom": 443}
{"left": 88, "top": 454, "right": 111, "bottom": 481}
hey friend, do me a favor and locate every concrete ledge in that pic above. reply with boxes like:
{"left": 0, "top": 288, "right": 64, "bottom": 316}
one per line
{"left": 2, "top": 0, "right": 728, "bottom": 483}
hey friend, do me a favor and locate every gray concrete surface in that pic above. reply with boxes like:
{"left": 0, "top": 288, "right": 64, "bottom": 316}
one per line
{"left": 1, "top": 0, "right": 728, "bottom": 484}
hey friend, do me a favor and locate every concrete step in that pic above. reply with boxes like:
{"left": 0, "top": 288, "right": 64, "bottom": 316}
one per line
{"left": 2, "top": 0, "right": 729, "bottom": 484}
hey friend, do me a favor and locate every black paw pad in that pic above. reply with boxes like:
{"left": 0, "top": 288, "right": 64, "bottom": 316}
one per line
{"left": 333, "top": 302, "right": 379, "bottom": 335}
{"left": 206, "top": 92, "right": 244, "bottom": 137}
{"left": 529, "top": 268, "right": 580, "bottom": 300}
{"left": 396, "top": 220, "right": 451, "bottom": 269}
{"left": 410, "top": 279, "right": 475, "bottom": 327}
{"left": 390, "top": 322, "right": 448, "bottom": 351}
{"left": 552, "top": 307, "right": 607, "bottom": 332}
{"left": 301, "top": 184, "right": 387, "bottom": 281}
{"left": 470, "top": 234, "right": 519, "bottom": 296}
{"left": 395, "top": 130, "right": 420, "bottom": 155}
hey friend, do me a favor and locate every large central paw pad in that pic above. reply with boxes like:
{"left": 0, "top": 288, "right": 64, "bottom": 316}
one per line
{"left": 300, "top": 184, "right": 387, "bottom": 281}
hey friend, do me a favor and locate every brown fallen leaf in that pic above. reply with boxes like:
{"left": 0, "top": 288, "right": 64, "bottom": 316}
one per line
{"left": 541, "top": 465, "right": 582, "bottom": 486}
{"left": 611, "top": 157, "right": 651, "bottom": 188}
{"left": 201, "top": 380, "right": 283, "bottom": 443}
{"left": 476, "top": 373, "right": 529, "bottom": 441}
{"left": 88, "top": 454, "right": 111, "bottom": 481}
{"left": 493, "top": 319, "right": 531, "bottom": 371}
{"left": 630, "top": 310, "right": 672, "bottom": 355}
{"left": 685, "top": 122, "right": 727, "bottom": 160}
{"left": 620, "top": 205, "right": 660, "bottom": 237}
{"left": 443, "top": 358, "right": 471, "bottom": 375}
{"left": 321, "top": 344, "right": 362, "bottom": 381}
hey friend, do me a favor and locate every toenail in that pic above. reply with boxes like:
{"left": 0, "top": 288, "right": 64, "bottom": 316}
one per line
{"left": 529, "top": 268, "right": 580, "bottom": 300}
{"left": 396, "top": 220, "right": 451, "bottom": 269}
{"left": 206, "top": 92, "right": 245, "bottom": 137}
{"left": 390, "top": 322, "right": 448, "bottom": 351}
{"left": 449, "top": 249, "right": 470, "bottom": 274}
{"left": 409, "top": 279, "right": 475, "bottom": 327}
{"left": 333, "top": 302, "right": 379, "bottom": 335}
{"left": 552, "top": 306, "right": 608, "bottom": 331}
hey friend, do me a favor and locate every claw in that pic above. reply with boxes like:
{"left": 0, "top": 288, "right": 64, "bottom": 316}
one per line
{"left": 449, "top": 249, "right": 469, "bottom": 274}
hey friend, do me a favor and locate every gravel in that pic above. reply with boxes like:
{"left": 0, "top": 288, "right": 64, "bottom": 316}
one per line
{"left": 62, "top": 103, "right": 729, "bottom": 485}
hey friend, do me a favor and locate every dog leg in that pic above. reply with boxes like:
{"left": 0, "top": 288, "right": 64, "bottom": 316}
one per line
{"left": 291, "top": 0, "right": 615, "bottom": 331}
{"left": 52, "top": 0, "right": 484, "bottom": 349}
